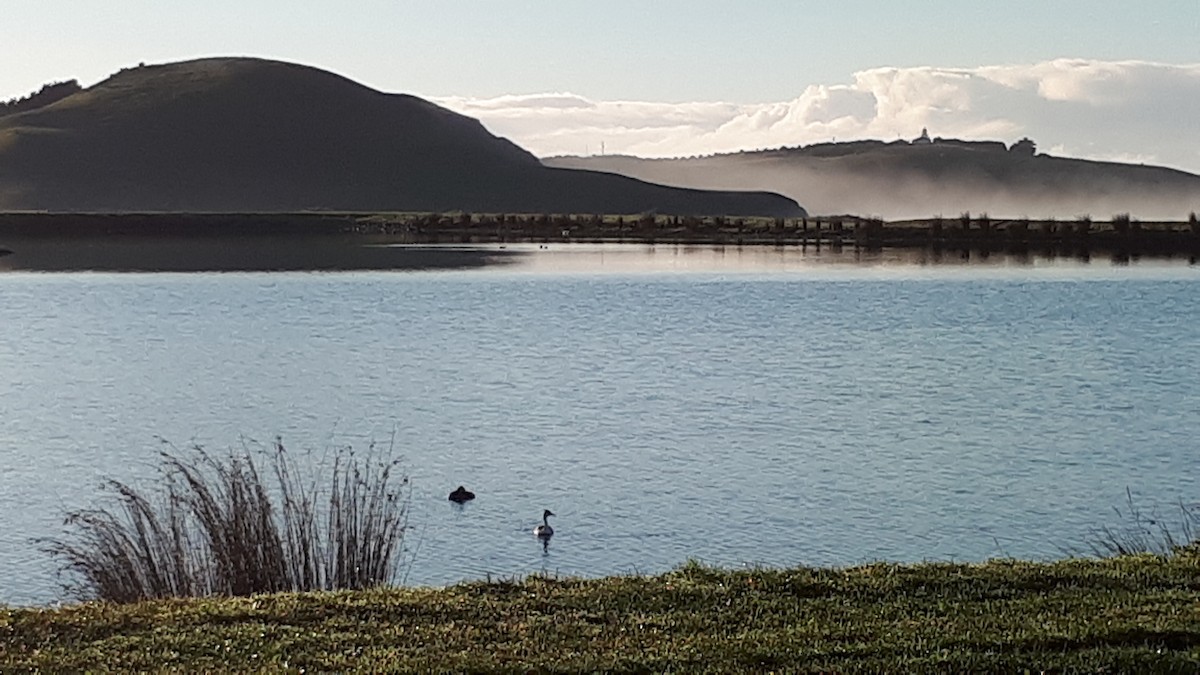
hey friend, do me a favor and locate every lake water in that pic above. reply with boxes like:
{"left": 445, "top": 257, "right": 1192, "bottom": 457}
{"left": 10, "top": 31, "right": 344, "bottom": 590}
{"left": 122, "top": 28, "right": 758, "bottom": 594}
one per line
{"left": 1, "top": 243, "right": 1198, "bottom": 606}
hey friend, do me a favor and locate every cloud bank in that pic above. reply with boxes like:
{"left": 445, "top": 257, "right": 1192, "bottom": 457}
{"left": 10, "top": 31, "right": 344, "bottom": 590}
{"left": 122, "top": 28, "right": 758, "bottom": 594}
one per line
{"left": 434, "top": 59, "right": 1200, "bottom": 174}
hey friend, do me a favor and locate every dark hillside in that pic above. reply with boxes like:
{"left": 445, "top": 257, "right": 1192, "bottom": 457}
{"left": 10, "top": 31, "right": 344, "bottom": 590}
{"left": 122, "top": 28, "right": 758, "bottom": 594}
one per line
{"left": 0, "top": 58, "right": 799, "bottom": 217}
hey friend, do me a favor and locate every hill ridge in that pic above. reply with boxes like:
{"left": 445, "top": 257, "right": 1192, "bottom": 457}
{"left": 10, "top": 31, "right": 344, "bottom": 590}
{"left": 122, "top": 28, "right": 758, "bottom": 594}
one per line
{"left": 0, "top": 58, "right": 801, "bottom": 217}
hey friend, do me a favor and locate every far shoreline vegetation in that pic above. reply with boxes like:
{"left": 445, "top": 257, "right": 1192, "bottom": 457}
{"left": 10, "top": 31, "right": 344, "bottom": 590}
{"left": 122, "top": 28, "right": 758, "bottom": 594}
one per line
{"left": 1, "top": 210, "right": 1199, "bottom": 259}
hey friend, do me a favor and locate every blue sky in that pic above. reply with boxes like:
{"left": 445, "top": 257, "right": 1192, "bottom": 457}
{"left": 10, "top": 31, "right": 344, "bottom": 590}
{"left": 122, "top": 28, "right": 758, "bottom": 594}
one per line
{"left": 2, "top": 0, "right": 1197, "bottom": 102}
{"left": 3, "top": 1, "right": 1199, "bottom": 172}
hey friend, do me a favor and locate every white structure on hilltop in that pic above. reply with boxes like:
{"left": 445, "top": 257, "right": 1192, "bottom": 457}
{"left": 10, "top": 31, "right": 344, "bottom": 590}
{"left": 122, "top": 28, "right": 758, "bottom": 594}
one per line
{"left": 1010, "top": 137, "right": 1037, "bottom": 156}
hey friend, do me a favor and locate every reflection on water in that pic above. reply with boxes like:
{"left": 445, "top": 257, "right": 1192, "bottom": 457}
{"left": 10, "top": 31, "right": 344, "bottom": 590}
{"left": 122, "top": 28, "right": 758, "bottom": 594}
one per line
{"left": 0, "top": 237, "right": 519, "bottom": 272}
{"left": 1, "top": 238, "right": 1197, "bottom": 274}
{"left": 419, "top": 242, "right": 1198, "bottom": 278}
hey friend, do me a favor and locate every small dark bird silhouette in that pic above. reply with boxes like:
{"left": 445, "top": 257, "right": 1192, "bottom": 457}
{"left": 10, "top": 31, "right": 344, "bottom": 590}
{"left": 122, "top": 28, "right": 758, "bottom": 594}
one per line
{"left": 448, "top": 486, "right": 476, "bottom": 503}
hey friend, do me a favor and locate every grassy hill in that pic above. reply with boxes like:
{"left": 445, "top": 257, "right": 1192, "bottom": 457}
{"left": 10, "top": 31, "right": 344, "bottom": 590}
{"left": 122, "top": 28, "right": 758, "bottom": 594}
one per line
{"left": 0, "top": 58, "right": 800, "bottom": 217}
{"left": 545, "top": 140, "right": 1200, "bottom": 220}
{"left": 2, "top": 556, "right": 1199, "bottom": 672}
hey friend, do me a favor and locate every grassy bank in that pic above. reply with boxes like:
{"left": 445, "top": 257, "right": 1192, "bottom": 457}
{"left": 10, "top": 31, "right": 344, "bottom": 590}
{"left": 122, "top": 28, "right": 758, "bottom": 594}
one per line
{"left": 3, "top": 555, "right": 1199, "bottom": 672}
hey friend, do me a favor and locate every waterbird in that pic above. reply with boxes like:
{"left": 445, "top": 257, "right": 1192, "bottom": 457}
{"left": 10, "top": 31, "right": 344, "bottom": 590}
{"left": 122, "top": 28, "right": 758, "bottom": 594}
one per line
{"left": 534, "top": 509, "right": 555, "bottom": 538}
{"left": 448, "top": 486, "right": 475, "bottom": 503}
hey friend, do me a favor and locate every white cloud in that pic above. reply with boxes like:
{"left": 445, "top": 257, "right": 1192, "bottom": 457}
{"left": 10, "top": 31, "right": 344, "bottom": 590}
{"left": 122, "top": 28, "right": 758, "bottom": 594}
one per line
{"left": 433, "top": 59, "right": 1200, "bottom": 174}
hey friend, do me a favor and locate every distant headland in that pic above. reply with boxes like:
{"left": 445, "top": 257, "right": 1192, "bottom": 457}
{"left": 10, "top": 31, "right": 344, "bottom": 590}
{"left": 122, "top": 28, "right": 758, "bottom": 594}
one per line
{"left": 546, "top": 130, "right": 1200, "bottom": 221}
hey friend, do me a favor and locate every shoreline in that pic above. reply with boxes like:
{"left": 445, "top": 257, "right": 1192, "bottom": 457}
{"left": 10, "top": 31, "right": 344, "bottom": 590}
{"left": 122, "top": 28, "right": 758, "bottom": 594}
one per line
{"left": 3, "top": 554, "right": 1198, "bottom": 670}
{"left": 2, "top": 211, "right": 1198, "bottom": 256}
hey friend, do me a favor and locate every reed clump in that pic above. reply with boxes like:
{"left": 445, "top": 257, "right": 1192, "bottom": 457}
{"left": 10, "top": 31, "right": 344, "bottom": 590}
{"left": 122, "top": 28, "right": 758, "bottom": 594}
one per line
{"left": 43, "top": 438, "right": 410, "bottom": 603}
{"left": 1075, "top": 215, "right": 1093, "bottom": 236}
{"left": 1111, "top": 213, "right": 1132, "bottom": 234}
{"left": 929, "top": 215, "right": 943, "bottom": 237}
{"left": 1086, "top": 488, "right": 1198, "bottom": 558}
{"left": 976, "top": 212, "right": 991, "bottom": 235}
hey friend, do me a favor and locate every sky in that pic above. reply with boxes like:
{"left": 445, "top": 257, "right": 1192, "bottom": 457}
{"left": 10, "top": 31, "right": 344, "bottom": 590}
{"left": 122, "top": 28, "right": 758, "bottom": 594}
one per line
{"left": 3, "top": 1, "right": 1199, "bottom": 170}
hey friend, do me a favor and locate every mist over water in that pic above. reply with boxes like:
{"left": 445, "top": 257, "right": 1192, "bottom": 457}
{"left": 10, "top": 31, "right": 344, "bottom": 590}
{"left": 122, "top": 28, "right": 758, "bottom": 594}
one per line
{"left": 1, "top": 246, "right": 1197, "bottom": 606}
{"left": 764, "top": 167, "right": 1200, "bottom": 221}
{"left": 544, "top": 155, "right": 1200, "bottom": 221}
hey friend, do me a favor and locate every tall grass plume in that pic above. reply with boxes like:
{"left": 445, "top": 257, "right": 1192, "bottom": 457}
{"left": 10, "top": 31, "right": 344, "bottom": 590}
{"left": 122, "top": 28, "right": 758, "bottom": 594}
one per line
{"left": 43, "top": 437, "right": 410, "bottom": 603}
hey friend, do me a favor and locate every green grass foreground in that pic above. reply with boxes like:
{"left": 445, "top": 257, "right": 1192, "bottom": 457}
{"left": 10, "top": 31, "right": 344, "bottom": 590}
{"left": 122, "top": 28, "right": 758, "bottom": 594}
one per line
{"left": 3, "top": 555, "right": 1199, "bottom": 673}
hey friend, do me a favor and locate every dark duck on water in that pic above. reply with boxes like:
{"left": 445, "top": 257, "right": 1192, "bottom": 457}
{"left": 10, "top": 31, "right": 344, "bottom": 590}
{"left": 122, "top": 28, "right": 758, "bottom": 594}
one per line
{"left": 448, "top": 486, "right": 475, "bottom": 503}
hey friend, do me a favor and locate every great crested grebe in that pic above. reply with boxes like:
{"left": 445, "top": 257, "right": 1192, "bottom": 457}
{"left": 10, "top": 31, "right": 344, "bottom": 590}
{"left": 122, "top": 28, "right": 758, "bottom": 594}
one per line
{"left": 533, "top": 509, "right": 555, "bottom": 537}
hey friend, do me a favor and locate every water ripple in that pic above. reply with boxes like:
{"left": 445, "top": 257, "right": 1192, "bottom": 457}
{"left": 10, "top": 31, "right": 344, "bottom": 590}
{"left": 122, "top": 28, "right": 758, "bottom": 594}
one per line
{"left": 0, "top": 261, "right": 1198, "bottom": 604}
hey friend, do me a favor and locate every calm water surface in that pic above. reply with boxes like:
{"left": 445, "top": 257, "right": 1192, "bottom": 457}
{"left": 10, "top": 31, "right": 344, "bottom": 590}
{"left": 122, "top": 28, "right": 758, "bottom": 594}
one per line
{"left": 1, "top": 244, "right": 1198, "bottom": 606}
